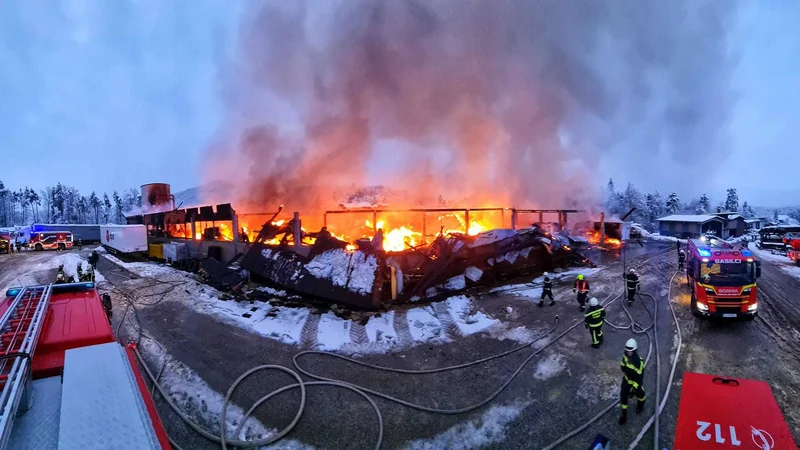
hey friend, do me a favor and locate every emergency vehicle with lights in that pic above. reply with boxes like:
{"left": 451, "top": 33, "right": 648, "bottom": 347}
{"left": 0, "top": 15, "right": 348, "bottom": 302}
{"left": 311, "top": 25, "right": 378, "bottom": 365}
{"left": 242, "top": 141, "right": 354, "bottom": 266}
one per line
{"left": 28, "top": 230, "right": 73, "bottom": 251}
{"left": 686, "top": 235, "right": 761, "bottom": 320}
{"left": 0, "top": 282, "right": 169, "bottom": 449}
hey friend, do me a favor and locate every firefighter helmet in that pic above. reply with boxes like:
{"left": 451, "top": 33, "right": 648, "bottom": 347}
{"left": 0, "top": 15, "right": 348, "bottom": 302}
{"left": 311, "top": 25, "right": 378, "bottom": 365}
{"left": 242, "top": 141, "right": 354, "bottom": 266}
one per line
{"left": 680, "top": 250, "right": 685, "bottom": 255}
{"left": 625, "top": 338, "right": 638, "bottom": 351}
{"left": 589, "top": 297, "right": 599, "bottom": 307}
{"left": 577, "top": 274, "right": 585, "bottom": 280}
{"left": 629, "top": 268, "right": 636, "bottom": 274}
{"left": 543, "top": 272, "right": 549, "bottom": 277}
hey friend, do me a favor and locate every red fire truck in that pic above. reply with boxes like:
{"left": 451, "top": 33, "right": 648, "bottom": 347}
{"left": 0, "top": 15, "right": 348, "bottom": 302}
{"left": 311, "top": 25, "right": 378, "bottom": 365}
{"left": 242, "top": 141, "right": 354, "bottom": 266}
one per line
{"left": 686, "top": 236, "right": 761, "bottom": 320}
{"left": 784, "top": 233, "right": 800, "bottom": 265}
{"left": 0, "top": 283, "right": 169, "bottom": 449}
{"left": 29, "top": 231, "right": 73, "bottom": 251}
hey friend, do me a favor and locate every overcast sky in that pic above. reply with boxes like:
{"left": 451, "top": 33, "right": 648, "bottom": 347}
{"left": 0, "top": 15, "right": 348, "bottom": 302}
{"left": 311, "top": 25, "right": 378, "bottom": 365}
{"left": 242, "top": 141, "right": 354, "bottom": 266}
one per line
{"left": 0, "top": 1, "right": 798, "bottom": 207}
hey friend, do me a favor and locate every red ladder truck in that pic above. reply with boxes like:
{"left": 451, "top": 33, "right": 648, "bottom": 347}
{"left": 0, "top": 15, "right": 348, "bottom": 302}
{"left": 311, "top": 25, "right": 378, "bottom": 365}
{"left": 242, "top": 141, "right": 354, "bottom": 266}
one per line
{"left": 0, "top": 282, "right": 169, "bottom": 449}
{"left": 686, "top": 235, "right": 762, "bottom": 320}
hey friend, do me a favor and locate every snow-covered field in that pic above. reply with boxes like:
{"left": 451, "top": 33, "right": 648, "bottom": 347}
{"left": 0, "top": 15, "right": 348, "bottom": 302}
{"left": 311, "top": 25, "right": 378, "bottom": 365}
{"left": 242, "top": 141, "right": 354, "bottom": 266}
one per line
{"left": 0, "top": 252, "right": 103, "bottom": 292}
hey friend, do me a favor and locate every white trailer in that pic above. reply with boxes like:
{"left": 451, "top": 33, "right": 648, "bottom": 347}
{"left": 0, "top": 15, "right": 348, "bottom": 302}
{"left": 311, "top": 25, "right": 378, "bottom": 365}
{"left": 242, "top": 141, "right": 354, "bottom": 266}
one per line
{"left": 100, "top": 225, "right": 147, "bottom": 253}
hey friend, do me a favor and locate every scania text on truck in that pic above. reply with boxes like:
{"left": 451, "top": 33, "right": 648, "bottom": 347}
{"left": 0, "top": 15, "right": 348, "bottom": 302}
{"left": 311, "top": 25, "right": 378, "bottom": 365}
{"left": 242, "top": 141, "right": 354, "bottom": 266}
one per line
{"left": 29, "top": 231, "right": 73, "bottom": 251}
{"left": 686, "top": 235, "right": 761, "bottom": 320}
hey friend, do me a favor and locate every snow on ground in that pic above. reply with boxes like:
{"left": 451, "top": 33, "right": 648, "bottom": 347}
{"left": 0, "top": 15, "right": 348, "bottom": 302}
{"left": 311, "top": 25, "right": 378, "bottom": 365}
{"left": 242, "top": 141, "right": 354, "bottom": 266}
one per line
{"left": 532, "top": 353, "right": 567, "bottom": 380}
{"left": 365, "top": 311, "right": 398, "bottom": 348}
{"left": 751, "top": 246, "right": 800, "bottom": 280}
{"left": 102, "top": 252, "right": 180, "bottom": 278}
{"left": 317, "top": 312, "right": 352, "bottom": 350}
{"left": 404, "top": 401, "right": 529, "bottom": 450}
{"left": 445, "top": 296, "right": 500, "bottom": 336}
{"left": 138, "top": 339, "right": 313, "bottom": 449}
{"left": 492, "top": 267, "right": 603, "bottom": 300}
{"left": 406, "top": 306, "right": 444, "bottom": 342}
{"left": 256, "top": 286, "right": 287, "bottom": 297}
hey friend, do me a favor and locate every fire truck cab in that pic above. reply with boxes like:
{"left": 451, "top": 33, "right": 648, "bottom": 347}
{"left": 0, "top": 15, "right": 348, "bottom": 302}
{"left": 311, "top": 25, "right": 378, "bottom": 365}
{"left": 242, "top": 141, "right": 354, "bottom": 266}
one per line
{"left": 686, "top": 236, "right": 761, "bottom": 320}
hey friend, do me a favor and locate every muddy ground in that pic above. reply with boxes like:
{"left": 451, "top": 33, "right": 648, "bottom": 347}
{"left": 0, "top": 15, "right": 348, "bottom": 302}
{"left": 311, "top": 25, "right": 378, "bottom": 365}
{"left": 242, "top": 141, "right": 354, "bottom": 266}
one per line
{"left": 1, "top": 240, "right": 798, "bottom": 449}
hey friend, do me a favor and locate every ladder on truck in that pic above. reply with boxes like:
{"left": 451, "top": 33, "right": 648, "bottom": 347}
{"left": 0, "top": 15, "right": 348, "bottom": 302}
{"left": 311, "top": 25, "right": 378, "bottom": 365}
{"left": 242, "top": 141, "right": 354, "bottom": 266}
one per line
{"left": 0, "top": 285, "right": 52, "bottom": 448}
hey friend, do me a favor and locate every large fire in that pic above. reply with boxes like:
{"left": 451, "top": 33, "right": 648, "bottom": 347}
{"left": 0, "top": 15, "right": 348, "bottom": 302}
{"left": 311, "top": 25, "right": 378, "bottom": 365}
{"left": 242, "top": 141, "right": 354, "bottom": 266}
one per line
{"left": 587, "top": 230, "right": 622, "bottom": 248}
{"left": 165, "top": 208, "right": 502, "bottom": 252}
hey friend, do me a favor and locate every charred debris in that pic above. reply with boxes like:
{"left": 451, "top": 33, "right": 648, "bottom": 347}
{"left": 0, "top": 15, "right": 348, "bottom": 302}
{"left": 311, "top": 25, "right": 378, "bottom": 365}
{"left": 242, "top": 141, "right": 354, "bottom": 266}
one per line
{"left": 236, "top": 212, "right": 595, "bottom": 311}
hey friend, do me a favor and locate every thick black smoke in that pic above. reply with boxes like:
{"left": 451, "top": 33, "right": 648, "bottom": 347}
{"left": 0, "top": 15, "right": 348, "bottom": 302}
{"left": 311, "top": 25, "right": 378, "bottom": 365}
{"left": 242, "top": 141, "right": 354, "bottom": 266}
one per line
{"left": 205, "top": 0, "right": 739, "bottom": 213}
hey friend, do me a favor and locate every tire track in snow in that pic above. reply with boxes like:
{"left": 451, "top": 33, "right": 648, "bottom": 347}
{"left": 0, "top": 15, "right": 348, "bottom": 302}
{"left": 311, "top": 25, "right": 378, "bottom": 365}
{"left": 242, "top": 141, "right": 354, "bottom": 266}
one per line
{"left": 349, "top": 321, "right": 369, "bottom": 346}
{"left": 393, "top": 309, "right": 414, "bottom": 346}
{"left": 299, "top": 313, "right": 320, "bottom": 349}
{"left": 433, "top": 300, "right": 462, "bottom": 340}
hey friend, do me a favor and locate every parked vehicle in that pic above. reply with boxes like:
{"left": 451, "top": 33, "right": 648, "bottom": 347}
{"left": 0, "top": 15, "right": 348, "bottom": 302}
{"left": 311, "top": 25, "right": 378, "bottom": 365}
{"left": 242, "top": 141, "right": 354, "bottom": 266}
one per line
{"left": 100, "top": 224, "right": 148, "bottom": 254}
{"left": 29, "top": 231, "right": 73, "bottom": 251}
{"left": 0, "top": 283, "right": 170, "bottom": 448}
{"left": 686, "top": 235, "right": 761, "bottom": 320}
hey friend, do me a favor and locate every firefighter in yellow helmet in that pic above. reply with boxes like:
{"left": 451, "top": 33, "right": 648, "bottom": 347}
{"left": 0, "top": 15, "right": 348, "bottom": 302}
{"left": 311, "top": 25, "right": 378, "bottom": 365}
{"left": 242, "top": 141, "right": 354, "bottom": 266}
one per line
{"left": 573, "top": 273, "right": 590, "bottom": 311}
{"left": 619, "top": 338, "right": 646, "bottom": 425}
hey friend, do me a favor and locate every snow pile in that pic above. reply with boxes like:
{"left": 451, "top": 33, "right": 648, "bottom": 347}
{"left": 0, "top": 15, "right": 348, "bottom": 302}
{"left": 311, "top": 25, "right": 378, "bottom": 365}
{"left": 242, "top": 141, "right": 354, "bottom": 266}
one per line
{"left": 306, "top": 249, "right": 377, "bottom": 295}
{"left": 406, "top": 306, "right": 443, "bottom": 342}
{"left": 533, "top": 353, "right": 567, "bottom": 380}
{"left": 317, "top": 312, "right": 352, "bottom": 350}
{"left": 469, "top": 229, "right": 518, "bottom": 248}
{"left": 445, "top": 296, "right": 500, "bottom": 335}
{"left": 102, "top": 252, "right": 178, "bottom": 278}
{"left": 751, "top": 247, "right": 800, "bottom": 281}
{"left": 365, "top": 312, "right": 398, "bottom": 348}
{"left": 405, "top": 402, "right": 527, "bottom": 450}
{"left": 138, "top": 340, "right": 312, "bottom": 448}
{"left": 256, "top": 286, "right": 287, "bottom": 297}
{"left": 464, "top": 266, "right": 483, "bottom": 282}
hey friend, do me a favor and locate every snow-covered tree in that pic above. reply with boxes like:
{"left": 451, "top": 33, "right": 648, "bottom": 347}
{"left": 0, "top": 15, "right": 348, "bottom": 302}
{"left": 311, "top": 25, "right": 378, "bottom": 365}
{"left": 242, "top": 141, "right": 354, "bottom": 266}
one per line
{"left": 741, "top": 201, "right": 755, "bottom": 218}
{"left": 716, "top": 202, "right": 725, "bottom": 213}
{"left": 697, "top": 194, "right": 710, "bottom": 214}
{"left": 724, "top": 188, "right": 739, "bottom": 212}
{"left": 102, "top": 193, "right": 112, "bottom": 224}
{"left": 666, "top": 193, "right": 681, "bottom": 215}
{"left": 644, "top": 192, "right": 665, "bottom": 231}
{"left": 113, "top": 191, "right": 124, "bottom": 224}
{"left": 773, "top": 210, "right": 780, "bottom": 222}
{"left": 621, "top": 183, "right": 645, "bottom": 222}
{"left": 89, "top": 192, "right": 100, "bottom": 224}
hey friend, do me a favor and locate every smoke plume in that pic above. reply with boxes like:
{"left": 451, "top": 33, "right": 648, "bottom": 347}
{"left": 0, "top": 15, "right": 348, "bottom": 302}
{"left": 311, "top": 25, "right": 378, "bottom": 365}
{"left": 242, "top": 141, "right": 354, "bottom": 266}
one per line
{"left": 205, "top": 0, "right": 739, "bottom": 214}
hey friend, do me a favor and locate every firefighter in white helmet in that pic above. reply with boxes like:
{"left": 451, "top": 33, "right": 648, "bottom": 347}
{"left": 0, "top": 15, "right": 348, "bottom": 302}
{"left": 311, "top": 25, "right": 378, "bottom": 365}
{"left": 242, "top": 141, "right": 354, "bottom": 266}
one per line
{"left": 538, "top": 272, "right": 555, "bottom": 307}
{"left": 623, "top": 268, "right": 640, "bottom": 306}
{"left": 619, "top": 338, "right": 646, "bottom": 424}
{"left": 584, "top": 297, "right": 605, "bottom": 348}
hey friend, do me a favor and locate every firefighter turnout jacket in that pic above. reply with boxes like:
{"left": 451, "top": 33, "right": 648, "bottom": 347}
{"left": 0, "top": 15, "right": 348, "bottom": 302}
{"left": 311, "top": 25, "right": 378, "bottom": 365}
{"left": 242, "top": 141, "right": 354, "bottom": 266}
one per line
{"left": 625, "top": 272, "right": 640, "bottom": 291}
{"left": 543, "top": 276, "right": 553, "bottom": 292}
{"left": 621, "top": 351, "right": 645, "bottom": 389}
{"left": 584, "top": 304, "right": 605, "bottom": 328}
{"left": 574, "top": 279, "right": 590, "bottom": 293}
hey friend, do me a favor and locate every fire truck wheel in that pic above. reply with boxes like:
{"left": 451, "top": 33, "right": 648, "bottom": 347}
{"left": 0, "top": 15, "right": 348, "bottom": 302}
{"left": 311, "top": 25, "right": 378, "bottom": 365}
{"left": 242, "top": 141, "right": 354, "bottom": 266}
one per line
{"left": 187, "top": 259, "right": 199, "bottom": 273}
{"left": 35, "top": 243, "right": 43, "bottom": 251}
{"left": 58, "top": 243, "right": 65, "bottom": 251}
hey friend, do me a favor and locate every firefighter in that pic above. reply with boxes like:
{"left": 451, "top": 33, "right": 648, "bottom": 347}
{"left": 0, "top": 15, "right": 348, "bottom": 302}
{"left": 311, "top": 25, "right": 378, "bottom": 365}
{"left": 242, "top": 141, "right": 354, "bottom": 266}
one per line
{"left": 88, "top": 250, "right": 99, "bottom": 270}
{"left": 584, "top": 297, "right": 605, "bottom": 348}
{"left": 624, "top": 269, "right": 640, "bottom": 305}
{"left": 678, "top": 250, "right": 686, "bottom": 271}
{"left": 676, "top": 240, "right": 680, "bottom": 253}
{"left": 538, "top": 272, "right": 555, "bottom": 307}
{"left": 573, "top": 274, "right": 590, "bottom": 311}
{"left": 619, "top": 338, "right": 646, "bottom": 424}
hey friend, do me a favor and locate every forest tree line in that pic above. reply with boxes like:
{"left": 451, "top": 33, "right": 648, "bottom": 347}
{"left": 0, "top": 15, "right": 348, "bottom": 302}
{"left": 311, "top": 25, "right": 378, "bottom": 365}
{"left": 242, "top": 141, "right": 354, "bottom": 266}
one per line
{"left": 0, "top": 180, "right": 141, "bottom": 227}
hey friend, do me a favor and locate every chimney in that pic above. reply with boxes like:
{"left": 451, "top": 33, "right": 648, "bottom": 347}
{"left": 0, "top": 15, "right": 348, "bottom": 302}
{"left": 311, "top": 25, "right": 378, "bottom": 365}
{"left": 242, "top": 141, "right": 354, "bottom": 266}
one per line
{"left": 600, "top": 212, "right": 606, "bottom": 246}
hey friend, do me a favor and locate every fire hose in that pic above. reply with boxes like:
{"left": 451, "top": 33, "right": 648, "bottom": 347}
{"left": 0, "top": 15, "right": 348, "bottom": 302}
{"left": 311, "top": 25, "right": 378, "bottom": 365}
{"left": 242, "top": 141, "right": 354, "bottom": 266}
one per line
{"left": 543, "top": 262, "right": 683, "bottom": 450}
{"left": 125, "top": 249, "right": 673, "bottom": 449}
